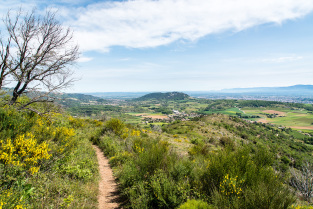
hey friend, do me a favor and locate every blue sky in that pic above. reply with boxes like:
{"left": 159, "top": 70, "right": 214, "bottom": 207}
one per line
{"left": 2, "top": 0, "right": 313, "bottom": 92}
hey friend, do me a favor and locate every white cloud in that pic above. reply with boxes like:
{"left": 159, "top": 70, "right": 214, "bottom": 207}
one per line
{"left": 262, "top": 55, "right": 303, "bottom": 63}
{"left": 2, "top": 1, "right": 313, "bottom": 53}
{"left": 67, "top": 0, "right": 313, "bottom": 52}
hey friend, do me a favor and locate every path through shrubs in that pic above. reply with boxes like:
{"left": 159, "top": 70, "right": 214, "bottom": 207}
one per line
{"left": 93, "top": 145, "right": 120, "bottom": 209}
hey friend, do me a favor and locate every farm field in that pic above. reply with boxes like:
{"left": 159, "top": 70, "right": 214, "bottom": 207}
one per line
{"left": 242, "top": 108, "right": 313, "bottom": 132}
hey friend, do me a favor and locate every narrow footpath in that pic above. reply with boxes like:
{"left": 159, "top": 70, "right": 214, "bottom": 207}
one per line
{"left": 93, "top": 145, "right": 120, "bottom": 209}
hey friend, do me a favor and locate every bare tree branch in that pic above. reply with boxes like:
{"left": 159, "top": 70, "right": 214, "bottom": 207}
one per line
{"left": 290, "top": 162, "right": 313, "bottom": 203}
{"left": 0, "top": 8, "right": 79, "bottom": 110}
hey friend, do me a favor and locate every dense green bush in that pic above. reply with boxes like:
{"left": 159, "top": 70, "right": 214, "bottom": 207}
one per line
{"left": 105, "top": 118, "right": 125, "bottom": 135}
{"left": 178, "top": 199, "right": 213, "bottom": 209}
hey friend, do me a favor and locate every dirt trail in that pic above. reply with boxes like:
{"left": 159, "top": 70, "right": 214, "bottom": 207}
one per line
{"left": 93, "top": 145, "right": 120, "bottom": 209}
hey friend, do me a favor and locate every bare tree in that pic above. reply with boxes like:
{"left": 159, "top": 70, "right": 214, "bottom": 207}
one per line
{"left": 290, "top": 162, "right": 313, "bottom": 203}
{"left": 0, "top": 8, "right": 79, "bottom": 109}
{"left": 0, "top": 17, "right": 13, "bottom": 89}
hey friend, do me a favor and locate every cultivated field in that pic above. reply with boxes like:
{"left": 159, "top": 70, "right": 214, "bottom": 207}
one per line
{"left": 243, "top": 108, "right": 313, "bottom": 132}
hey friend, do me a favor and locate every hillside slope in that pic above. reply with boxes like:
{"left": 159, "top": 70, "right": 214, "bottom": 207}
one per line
{"left": 162, "top": 114, "right": 313, "bottom": 169}
{"left": 92, "top": 115, "right": 313, "bottom": 208}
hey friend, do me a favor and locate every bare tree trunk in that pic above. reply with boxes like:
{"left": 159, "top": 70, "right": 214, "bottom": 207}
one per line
{"left": 0, "top": 35, "right": 12, "bottom": 89}
{"left": 0, "top": 8, "right": 79, "bottom": 111}
{"left": 290, "top": 163, "right": 313, "bottom": 203}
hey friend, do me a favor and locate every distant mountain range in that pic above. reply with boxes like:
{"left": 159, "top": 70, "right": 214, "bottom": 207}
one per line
{"left": 218, "top": 85, "right": 313, "bottom": 94}
{"left": 3, "top": 85, "right": 313, "bottom": 104}
{"left": 3, "top": 85, "right": 313, "bottom": 100}
{"left": 83, "top": 85, "right": 313, "bottom": 100}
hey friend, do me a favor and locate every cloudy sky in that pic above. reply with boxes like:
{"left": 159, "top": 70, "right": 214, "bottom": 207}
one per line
{"left": 2, "top": 0, "right": 313, "bottom": 92}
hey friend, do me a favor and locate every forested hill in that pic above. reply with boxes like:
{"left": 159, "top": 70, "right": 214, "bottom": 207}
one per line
{"left": 2, "top": 88, "right": 104, "bottom": 104}
{"left": 135, "top": 92, "right": 190, "bottom": 101}
{"left": 58, "top": 93, "right": 103, "bottom": 102}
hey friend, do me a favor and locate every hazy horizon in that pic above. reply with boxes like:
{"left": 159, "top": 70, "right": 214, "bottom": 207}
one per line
{"left": 74, "top": 84, "right": 313, "bottom": 94}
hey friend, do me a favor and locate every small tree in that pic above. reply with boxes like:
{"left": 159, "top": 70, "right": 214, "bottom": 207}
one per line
{"left": 290, "top": 162, "right": 313, "bottom": 202}
{"left": 0, "top": 8, "right": 79, "bottom": 110}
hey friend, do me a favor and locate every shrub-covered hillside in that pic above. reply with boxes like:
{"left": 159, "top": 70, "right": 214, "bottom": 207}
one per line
{"left": 2, "top": 94, "right": 313, "bottom": 208}
{"left": 0, "top": 103, "right": 102, "bottom": 208}
{"left": 93, "top": 115, "right": 313, "bottom": 209}
{"left": 161, "top": 114, "right": 313, "bottom": 170}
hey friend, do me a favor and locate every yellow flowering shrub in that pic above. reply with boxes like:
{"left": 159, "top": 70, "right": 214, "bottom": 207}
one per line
{"left": 131, "top": 129, "right": 141, "bottom": 137}
{"left": 121, "top": 128, "right": 129, "bottom": 139}
{"left": 141, "top": 129, "right": 152, "bottom": 134}
{"left": 120, "top": 128, "right": 141, "bottom": 139}
{"left": 0, "top": 101, "right": 100, "bottom": 208}
{"left": 0, "top": 133, "right": 51, "bottom": 174}
{"left": 0, "top": 188, "right": 26, "bottom": 209}
{"left": 31, "top": 117, "right": 51, "bottom": 137}
{"left": 291, "top": 205, "right": 313, "bottom": 209}
{"left": 60, "top": 195, "right": 74, "bottom": 208}
{"left": 92, "top": 120, "right": 104, "bottom": 127}
{"left": 174, "top": 139, "right": 182, "bottom": 143}
{"left": 53, "top": 127, "right": 75, "bottom": 138}
{"left": 105, "top": 118, "right": 125, "bottom": 135}
{"left": 219, "top": 174, "right": 244, "bottom": 198}
{"left": 133, "top": 143, "right": 144, "bottom": 153}
{"left": 68, "top": 116, "right": 85, "bottom": 128}
{"left": 52, "top": 127, "right": 76, "bottom": 154}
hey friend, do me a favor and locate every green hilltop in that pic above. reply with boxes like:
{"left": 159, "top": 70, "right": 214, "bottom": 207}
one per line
{"left": 135, "top": 91, "right": 190, "bottom": 101}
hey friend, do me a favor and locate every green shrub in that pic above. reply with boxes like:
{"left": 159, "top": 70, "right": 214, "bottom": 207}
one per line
{"left": 178, "top": 199, "right": 213, "bottom": 209}
{"left": 188, "top": 143, "right": 211, "bottom": 157}
{"left": 134, "top": 139, "right": 172, "bottom": 176}
{"left": 125, "top": 181, "right": 152, "bottom": 209}
{"left": 105, "top": 118, "right": 125, "bottom": 135}
{"left": 98, "top": 135, "right": 122, "bottom": 157}
{"left": 149, "top": 169, "right": 190, "bottom": 208}
{"left": 219, "top": 137, "right": 235, "bottom": 148}
{"left": 197, "top": 146, "right": 296, "bottom": 208}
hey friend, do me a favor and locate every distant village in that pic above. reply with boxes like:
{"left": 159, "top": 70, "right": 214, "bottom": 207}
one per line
{"left": 143, "top": 110, "right": 203, "bottom": 124}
